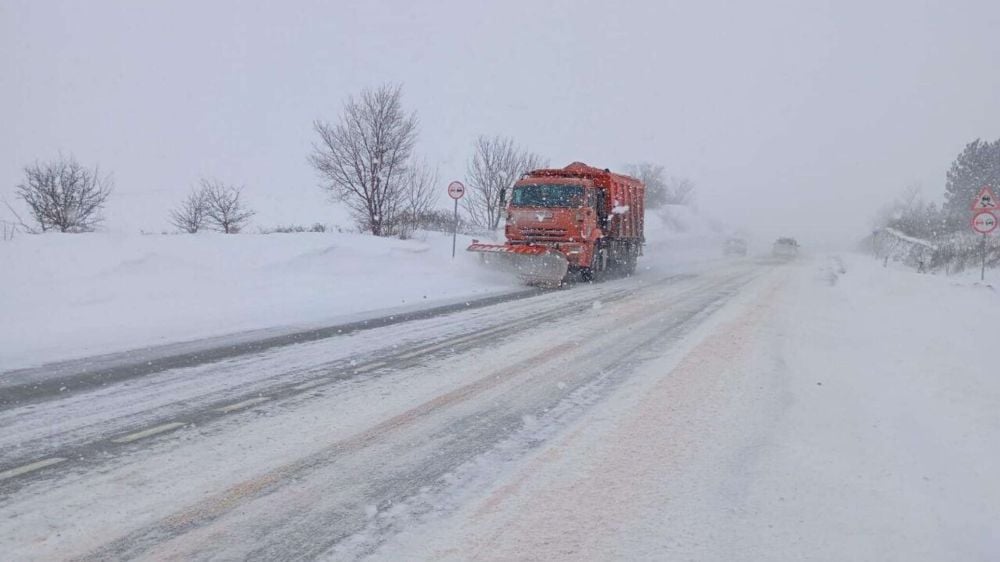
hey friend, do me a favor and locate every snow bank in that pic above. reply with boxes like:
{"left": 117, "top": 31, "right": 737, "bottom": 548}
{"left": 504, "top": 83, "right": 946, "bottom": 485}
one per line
{"left": 743, "top": 254, "right": 1000, "bottom": 560}
{"left": 0, "top": 231, "right": 520, "bottom": 370}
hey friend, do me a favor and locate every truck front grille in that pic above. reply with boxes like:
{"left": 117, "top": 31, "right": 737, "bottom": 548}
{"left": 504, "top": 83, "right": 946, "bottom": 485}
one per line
{"left": 519, "top": 227, "right": 569, "bottom": 241}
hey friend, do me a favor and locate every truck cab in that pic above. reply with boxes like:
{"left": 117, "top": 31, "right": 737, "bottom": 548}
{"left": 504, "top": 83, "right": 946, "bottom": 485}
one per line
{"left": 504, "top": 178, "right": 603, "bottom": 270}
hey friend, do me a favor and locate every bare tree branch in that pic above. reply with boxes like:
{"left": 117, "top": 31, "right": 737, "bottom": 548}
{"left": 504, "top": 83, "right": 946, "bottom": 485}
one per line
{"left": 2, "top": 196, "right": 37, "bottom": 234}
{"left": 15, "top": 156, "right": 113, "bottom": 232}
{"left": 664, "top": 176, "right": 695, "bottom": 206}
{"left": 310, "top": 83, "right": 418, "bottom": 236}
{"left": 624, "top": 163, "right": 695, "bottom": 209}
{"left": 463, "top": 135, "right": 547, "bottom": 230}
{"left": 397, "top": 159, "right": 439, "bottom": 237}
{"left": 169, "top": 187, "right": 209, "bottom": 233}
{"left": 201, "top": 179, "right": 255, "bottom": 234}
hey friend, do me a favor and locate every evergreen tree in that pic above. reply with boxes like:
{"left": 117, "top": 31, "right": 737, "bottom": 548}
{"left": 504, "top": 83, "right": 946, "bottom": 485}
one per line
{"left": 942, "top": 138, "right": 1000, "bottom": 230}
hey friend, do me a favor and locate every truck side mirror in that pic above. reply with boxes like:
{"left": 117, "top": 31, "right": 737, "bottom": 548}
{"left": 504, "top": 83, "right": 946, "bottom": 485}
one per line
{"left": 500, "top": 188, "right": 507, "bottom": 206}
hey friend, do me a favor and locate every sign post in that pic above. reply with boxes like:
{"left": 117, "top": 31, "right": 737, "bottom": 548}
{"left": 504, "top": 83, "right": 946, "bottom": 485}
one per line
{"left": 972, "top": 211, "right": 996, "bottom": 281}
{"left": 970, "top": 186, "right": 998, "bottom": 281}
{"left": 983, "top": 233, "right": 988, "bottom": 282}
{"left": 447, "top": 181, "right": 466, "bottom": 258}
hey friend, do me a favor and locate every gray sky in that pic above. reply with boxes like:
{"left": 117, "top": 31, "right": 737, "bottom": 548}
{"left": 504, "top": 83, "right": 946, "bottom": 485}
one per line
{"left": 3, "top": 0, "right": 999, "bottom": 245}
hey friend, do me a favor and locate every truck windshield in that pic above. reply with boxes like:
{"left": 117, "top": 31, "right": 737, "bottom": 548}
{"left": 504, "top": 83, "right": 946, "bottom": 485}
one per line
{"left": 511, "top": 184, "right": 584, "bottom": 207}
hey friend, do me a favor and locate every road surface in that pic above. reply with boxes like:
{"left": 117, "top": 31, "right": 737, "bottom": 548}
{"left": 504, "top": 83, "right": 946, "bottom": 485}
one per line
{"left": 1, "top": 259, "right": 783, "bottom": 560}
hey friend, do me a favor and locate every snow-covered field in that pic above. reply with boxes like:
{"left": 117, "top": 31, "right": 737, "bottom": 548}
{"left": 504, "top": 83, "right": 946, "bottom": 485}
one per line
{"left": 0, "top": 230, "right": 524, "bottom": 371}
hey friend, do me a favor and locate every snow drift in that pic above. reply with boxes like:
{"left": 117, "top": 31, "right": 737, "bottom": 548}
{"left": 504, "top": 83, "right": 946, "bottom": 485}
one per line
{"left": 0, "top": 231, "right": 520, "bottom": 371}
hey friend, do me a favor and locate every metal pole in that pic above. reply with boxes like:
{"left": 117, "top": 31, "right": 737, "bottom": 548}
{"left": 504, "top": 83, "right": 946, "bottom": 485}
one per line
{"left": 982, "top": 232, "right": 987, "bottom": 281}
{"left": 452, "top": 198, "right": 458, "bottom": 259}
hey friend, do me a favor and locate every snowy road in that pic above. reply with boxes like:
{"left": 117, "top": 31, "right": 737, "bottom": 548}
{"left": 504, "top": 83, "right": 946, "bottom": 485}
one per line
{"left": 4, "top": 256, "right": 996, "bottom": 561}
{"left": 0, "top": 258, "right": 768, "bottom": 559}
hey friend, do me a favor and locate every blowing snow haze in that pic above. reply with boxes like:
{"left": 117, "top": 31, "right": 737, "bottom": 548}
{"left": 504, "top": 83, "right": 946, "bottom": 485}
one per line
{"left": 6, "top": 2, "right": 1000, "bottom": 559}
{"left": 3, "top": 0, "right": 1000, "bottom": 245}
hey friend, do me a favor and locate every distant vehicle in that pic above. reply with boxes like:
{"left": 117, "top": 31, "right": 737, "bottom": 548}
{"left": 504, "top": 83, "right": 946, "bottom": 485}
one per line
{"left": 772, "top": 237, "right": 799, "bottom": 257}
{"left": 723, "top": 237, "right": 748, "bottom": 256}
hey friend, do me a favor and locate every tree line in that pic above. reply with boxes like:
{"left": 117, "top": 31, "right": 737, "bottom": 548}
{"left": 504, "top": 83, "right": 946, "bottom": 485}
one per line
{"left": 9, "top": 83, "right": 694, "bottom": 237}
{"left": 877, "top": 138, "right": 1000, "bottom": 239}
{"left": 873, "top": 138, "right": 1000, "bottom": 274}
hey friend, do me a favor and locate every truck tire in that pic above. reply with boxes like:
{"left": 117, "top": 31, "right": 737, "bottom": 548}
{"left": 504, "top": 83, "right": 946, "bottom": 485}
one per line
{"left": 581, "top": 247, "right": 606, "bottom": 283}
{"left": 624, "top": 246, "right": 638, "bottom": 276}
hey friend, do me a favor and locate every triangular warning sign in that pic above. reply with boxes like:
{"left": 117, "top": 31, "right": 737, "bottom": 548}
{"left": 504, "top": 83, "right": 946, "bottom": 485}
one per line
{"left": 972, "top": 186, "right": 998, "bottom": 210}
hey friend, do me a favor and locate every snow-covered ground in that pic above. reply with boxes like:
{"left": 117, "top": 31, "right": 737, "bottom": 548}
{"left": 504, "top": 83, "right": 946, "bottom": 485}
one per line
{"left": 0, "top": 208, "right": 725, "bottom": 372}
{"left": 0, "top": 230, "right": 524, "bottom": 371}
{"left": 1, "top": 253, "right": 997, "bottom": 559}
{"left": 366, "top": 254, "right": 1000, "bottom": 561}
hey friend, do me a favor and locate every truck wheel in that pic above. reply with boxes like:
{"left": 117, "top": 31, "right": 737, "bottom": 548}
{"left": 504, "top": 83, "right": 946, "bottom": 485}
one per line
{"left": 624, "top": 250, "right": 638, "bottom": 276}
{"left": 581, "top": 248, "right": 603, "bottom": 282}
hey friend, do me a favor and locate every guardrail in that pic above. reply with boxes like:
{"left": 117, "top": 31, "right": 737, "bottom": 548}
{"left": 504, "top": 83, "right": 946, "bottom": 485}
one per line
{"left": 872, "top": 227, "right": 999, "bottom": 274}
{"left": 872, "top": 227, "right": 935, "bottom": 271}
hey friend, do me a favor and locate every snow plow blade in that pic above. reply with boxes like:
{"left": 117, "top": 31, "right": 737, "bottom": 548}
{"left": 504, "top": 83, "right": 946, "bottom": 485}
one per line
{"left": 467, "top": 243, "right": 569, "bottom": 287}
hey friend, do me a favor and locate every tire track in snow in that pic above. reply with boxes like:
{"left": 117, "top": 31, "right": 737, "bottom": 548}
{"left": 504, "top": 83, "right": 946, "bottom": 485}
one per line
{"left": 0, "top": 279, "right": 653, "bottom": 485}
{"left": 89, "top": 269, "right": 764, "bottom": 560}
{"left": 76, "top": 342, "right": 582, "bottom": 562}
{"left": 410, "top": 276, "right": 788, "bottom": 561}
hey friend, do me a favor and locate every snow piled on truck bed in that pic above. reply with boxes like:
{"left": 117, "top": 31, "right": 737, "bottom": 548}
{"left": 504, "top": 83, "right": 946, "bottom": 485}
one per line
{"left": 0, "top": 231, "right": 520, "bottom": 371}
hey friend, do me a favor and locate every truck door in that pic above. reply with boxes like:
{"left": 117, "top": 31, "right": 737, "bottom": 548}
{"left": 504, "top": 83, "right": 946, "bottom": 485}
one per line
{"left": 595, "top": 189, "right": 609, "bottom": 232}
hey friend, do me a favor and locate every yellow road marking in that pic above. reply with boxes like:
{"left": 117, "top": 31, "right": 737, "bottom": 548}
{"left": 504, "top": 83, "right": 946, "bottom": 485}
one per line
{"left": 0, "top": 457, "right": 67, "bottom": 481}
{"left": 111, "top": 422, "right": 186, "bottom": 444}
{"left": 215, "top": 397, "right": 270, "bottom": 414}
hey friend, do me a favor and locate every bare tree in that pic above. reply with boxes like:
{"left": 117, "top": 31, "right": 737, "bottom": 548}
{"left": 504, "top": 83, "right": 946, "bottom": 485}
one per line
{"left": 15, "top": 156, "right": 113, "bottom": 232}
{"left": 201, "top": 179, "right": 254, "bottom": 233}
{"left": 664, "top": 176, "right": 695, "bottom": 206}
{"left": 310, "top": 84, "right": 418, "bottom": 236}
{"left": 398, "top": 159, "right": 439, "bottom": 237}
{"left": 625, "top": 163, "right": 667, "bottom": 209}
{"left": 169, "top": 187, "right": 209, "bottom": 233}
{"left": 873, "top": 183, "right": 943, "bottom": 239}
{"left": 624, "top": 163, "right": 695, "bottom": 208}
{"left": 464, "top": 135, "right": 548, "bottom": 230}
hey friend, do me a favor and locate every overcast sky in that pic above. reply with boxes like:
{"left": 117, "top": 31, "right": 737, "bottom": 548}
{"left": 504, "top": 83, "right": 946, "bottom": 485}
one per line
{"left": 3, "top": 0, "right": 999, "bottom": 245}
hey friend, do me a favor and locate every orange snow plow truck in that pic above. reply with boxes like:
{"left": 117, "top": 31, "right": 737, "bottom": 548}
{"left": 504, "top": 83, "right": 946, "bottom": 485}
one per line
{"left": 468, "top": 162, "right": 645, "bottom": 286}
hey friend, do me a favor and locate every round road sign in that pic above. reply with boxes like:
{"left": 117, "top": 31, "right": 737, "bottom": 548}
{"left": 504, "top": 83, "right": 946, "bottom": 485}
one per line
{"left": 447, "top": 181, "right": 466, "bottom": 200}
{"left": 972, "top": 211, "right": 997, "bottom": 234}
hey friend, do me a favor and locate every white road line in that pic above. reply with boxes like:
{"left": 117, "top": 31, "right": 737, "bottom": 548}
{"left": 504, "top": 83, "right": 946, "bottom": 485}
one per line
{"left": 111, "top": 422, "right": 186, "bottom": 444}
{"left": 215, "top": 397, "right": 270, "bottom": 414}
{"left": 0, "top": 457, "right": 67, "bottom": 481}
{"left": 353, "top": 361, "right": 387, "bottom": 373}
